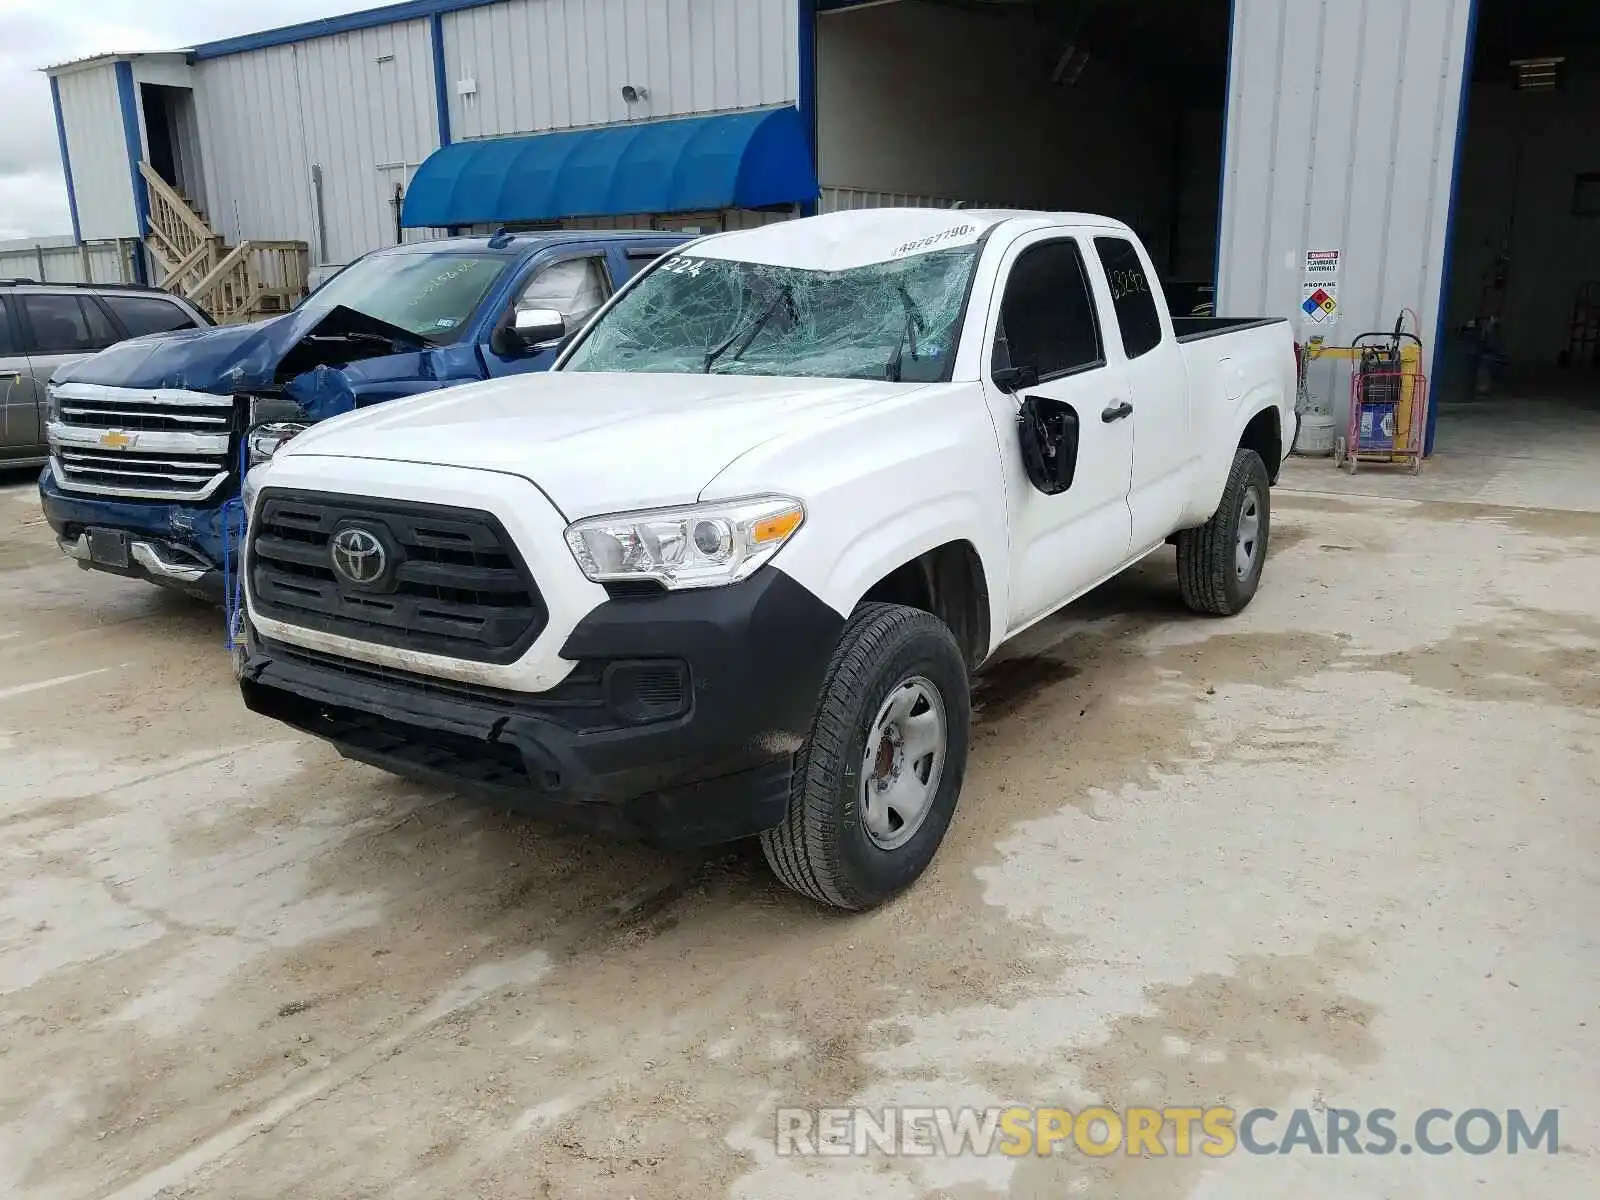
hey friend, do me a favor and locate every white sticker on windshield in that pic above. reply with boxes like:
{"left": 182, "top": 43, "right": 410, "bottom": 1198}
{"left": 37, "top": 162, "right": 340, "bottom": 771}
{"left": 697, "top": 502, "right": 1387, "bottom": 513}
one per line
{"left": 435, "top": 317, "right": 458, "bottom": 328}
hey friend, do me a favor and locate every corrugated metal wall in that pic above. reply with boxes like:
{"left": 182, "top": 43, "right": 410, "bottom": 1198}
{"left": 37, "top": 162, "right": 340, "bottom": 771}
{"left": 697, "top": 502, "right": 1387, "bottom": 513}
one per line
{"left": 193, "top": 20, "right": 438, "bottom": 265}
{"left": 0, "top": 238, "right": 136, "bottom": 285}
{"left": 293, "top": 21, "right": 439, "bottom": 262}
{"left": 192, "top": 46, "right": 315, "bottom": 253}
{"left": 54, "top": 65, "right": 137, "bottom": 241}
{"left": 1218, "top": 0, "right": 1475, "bottom": 409}
{"left": 441, "top": 0, "right": 798, "bottom": 138}
{"left": 820, "top": 186, "right": 1024, "bottom": 212}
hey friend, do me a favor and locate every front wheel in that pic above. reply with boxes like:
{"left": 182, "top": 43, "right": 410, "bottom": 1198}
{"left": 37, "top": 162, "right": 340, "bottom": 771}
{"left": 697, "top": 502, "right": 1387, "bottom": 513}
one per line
{"left": 1175, "top": 447, "right": 1272, "bottom": 617}
{"left": 761, "top": 603, "right": 971, "bottom": 911}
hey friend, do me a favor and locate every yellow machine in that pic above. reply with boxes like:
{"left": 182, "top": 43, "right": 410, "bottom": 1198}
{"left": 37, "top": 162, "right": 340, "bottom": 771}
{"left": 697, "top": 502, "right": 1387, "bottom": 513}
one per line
{"left": 1306, "top": 318, "right": 1428, "bottom": 474}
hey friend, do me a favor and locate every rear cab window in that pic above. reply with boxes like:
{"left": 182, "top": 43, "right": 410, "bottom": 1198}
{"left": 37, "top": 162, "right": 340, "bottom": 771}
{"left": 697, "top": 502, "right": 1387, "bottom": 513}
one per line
{"left": 991, "top": 239, "right": 1104, "bottom": 382}
{"left": 1093, "top": 237, "right": 1164, "bottom": 359}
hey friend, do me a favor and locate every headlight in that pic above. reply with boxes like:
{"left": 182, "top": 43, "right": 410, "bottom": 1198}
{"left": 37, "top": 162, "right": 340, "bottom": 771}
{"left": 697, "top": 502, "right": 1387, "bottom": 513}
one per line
{"left": 44, "top": 384, "right": 61, "bottom": 425}
{"left": 241, "top": 464, "right": 266, "bottom": 519}
{"left": 246, "top": 395, "right": 310, "bottom": 466}
{"left": 565, "top": 496, "right": 805, "bottom": 590}
{"left": 247, "top": 421, "right": 309, "bottom": 466}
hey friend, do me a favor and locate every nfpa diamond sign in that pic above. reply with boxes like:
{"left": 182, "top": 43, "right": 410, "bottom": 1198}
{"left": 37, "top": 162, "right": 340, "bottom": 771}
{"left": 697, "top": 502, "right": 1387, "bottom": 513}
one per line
{"left": 1301, "top": 249, "right": 1341, "bottom": 325}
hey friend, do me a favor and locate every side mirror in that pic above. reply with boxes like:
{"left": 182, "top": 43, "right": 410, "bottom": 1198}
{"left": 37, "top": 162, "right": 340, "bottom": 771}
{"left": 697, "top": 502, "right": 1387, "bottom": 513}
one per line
{"left": 1017, "top": 395, "right": 1080, "bottom": 496}
{"left": 991, "top": 363, "right": 1039, "bottom": 394}
{"left": 513, "top": 307, "right": 567, "bottom": 351}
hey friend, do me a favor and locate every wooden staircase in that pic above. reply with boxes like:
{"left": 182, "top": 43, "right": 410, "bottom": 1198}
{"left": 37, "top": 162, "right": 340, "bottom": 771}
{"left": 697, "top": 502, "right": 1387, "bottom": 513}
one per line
{"left": 140, "top": 163, "right": 310, "bottom": 325}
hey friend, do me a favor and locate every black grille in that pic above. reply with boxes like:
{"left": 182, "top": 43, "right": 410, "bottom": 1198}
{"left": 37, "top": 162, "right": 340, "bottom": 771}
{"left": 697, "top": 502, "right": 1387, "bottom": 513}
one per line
{"left": 249, "top": 490, "right": 547, "bottom": 663}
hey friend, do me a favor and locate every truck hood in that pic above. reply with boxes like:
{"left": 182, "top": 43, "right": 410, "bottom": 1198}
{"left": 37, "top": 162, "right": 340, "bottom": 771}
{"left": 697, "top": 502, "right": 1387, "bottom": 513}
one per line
{"left": 50, "top": 304, "right": 434, "bottom": 405}
{"left": 280, "top": 371, "right": 923, "bottom": 519}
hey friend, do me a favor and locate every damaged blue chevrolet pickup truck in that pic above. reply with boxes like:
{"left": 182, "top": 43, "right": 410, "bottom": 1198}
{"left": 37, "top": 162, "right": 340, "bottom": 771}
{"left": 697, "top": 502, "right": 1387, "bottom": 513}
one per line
{"left": 39, "top": 229, "right": 688, "bottom": 598}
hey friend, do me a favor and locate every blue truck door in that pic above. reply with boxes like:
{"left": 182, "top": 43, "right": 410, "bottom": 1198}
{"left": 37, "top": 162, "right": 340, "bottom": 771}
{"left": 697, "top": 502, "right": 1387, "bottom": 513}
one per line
{"left": 481, "top": 243, "right": 617, "bottom": 378}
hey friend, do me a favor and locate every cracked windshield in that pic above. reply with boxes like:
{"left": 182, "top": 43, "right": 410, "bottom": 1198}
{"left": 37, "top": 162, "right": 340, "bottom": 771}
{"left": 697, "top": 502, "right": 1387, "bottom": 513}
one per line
{"left": 301, "top": 252, "right": 511, "bottom": 342}
{"left": 564, "top": 245, "right": 981, "bottom": 381}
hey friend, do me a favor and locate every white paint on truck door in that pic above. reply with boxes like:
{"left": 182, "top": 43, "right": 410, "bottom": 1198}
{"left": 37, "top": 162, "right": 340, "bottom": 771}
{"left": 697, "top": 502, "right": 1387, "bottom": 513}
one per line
{"left": 978, "top": 232, "right": 1134, "bottom": 630}
{"left": 1087, "top": 234, "right": 1197, "bottom": 551}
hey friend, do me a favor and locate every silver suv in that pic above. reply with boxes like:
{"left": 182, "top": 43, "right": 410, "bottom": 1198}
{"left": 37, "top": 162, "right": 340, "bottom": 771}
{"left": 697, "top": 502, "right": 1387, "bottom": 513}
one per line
{"left": 1, "top": 280, "right": 211, "bottom": 467}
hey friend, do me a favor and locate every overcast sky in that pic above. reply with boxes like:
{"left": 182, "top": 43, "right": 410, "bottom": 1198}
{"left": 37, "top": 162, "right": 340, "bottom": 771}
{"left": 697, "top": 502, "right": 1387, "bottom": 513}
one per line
{"left": 0, "top": 0, "right": 376, "bottom": 240}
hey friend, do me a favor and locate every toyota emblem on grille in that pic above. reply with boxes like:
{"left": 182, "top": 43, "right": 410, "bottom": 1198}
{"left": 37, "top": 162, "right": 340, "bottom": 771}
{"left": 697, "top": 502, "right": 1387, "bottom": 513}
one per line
{"left": 329, "top": 526, "right": 388, "bottom": 586}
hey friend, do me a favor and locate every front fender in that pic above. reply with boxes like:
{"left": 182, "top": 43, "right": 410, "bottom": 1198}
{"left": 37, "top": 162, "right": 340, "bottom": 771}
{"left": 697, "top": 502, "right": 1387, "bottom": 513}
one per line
{"left": 702, "top": 384, "right": 1012, "bottom": 649}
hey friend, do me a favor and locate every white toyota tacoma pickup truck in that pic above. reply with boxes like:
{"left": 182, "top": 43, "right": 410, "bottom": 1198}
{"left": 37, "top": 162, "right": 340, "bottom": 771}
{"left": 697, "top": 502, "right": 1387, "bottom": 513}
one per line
{"left": 235, "top": 209, "right": 1296, "bottom": 911}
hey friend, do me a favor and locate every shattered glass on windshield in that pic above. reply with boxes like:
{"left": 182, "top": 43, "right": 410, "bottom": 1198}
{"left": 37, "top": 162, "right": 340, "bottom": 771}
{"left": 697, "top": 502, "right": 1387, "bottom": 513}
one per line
{"left": 563, "top": 245, "right": 981, "bottom": 382}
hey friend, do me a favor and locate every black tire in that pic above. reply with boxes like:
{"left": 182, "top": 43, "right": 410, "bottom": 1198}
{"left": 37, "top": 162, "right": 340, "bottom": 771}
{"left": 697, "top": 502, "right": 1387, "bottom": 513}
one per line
{"left": 760, "top": 603, "right": 971, "bottom": 912}
{"left": 1176, "top": 447, "right": 1271, "bottom": 617}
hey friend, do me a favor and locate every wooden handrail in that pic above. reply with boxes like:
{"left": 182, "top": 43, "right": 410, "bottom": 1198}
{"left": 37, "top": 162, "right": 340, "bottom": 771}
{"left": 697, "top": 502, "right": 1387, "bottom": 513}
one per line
{"left": 189, "top": 243, "right": 250, "bottom": 307}
{"left": 138, "top": 162, "right": 215, "bottom": 245}
{"left": 161, "top": 237, "right": 221, "bottom": 296}
{"left": 187, "top": 240, "right": 311, "bottom": 324}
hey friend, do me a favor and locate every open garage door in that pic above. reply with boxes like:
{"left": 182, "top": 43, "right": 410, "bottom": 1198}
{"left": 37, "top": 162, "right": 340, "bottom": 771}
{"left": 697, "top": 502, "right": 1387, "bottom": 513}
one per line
{"left": 815, "top": 0, "right": 1232, "bottom": 292}
{"left": 1436, "top": 0, "right": 1600, "bottom": 460}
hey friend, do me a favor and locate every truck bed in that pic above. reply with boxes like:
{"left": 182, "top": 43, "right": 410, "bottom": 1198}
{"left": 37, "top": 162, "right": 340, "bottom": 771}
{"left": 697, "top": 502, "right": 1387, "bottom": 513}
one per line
{"left": 1172, "top": 315, "right": 1288, "bottom": 343}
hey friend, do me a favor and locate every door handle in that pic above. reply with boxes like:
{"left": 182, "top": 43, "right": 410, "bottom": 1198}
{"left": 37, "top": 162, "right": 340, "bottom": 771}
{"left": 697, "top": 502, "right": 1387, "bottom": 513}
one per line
{"left": 1101, "top": 401, "right": 1134, "bottom": 423}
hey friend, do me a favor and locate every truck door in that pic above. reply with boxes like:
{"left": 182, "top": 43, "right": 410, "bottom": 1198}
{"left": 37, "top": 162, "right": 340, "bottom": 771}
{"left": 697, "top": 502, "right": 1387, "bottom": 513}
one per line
{"left": 1090, "top": 236, "right": 1195, "bottom": 550}
{"left": 482, "top": 248, "right": 614, "bottom": 378}
{"left": 980, "top": 234, "right": 1135, "bottom": 630}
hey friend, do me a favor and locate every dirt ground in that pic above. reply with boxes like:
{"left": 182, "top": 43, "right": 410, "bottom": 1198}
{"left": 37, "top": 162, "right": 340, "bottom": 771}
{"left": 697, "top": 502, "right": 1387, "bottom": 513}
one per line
{"left": 1, "top": 462, "right": 1596, "bottom": 1199}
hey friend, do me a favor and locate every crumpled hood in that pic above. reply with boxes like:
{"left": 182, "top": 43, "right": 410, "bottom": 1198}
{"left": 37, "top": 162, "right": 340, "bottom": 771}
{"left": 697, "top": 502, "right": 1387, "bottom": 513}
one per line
{"left": 49, "top": 305, "right": 432, "bottom": 398}
{"left": 281, "top": 370, "right": 923, "bottom": 519}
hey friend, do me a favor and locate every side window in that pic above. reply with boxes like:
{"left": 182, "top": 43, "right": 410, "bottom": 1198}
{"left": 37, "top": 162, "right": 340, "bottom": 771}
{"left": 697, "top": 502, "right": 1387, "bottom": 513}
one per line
{"left": 622, "top": 247, "right": 672, "bottom": 280}
{"left": 0, "top": 300, "right": 18, "bottom": 356}
{"left": 103, "top": 294, "right": 199, "bottom": 338}
{"left": 1094, "top": 237, "right": 1163, "bottom": 359}
{"left": 19, "top": 294, "right": 100, "bottom": 354}
{"left": 516, "top": 257, "right": 610, "bottom": 328}
{"left": 991, "top": 239, "right": 1103, "bottom": 382}
{"left": 82, "top": 297, "right": 120, "bottom": 347}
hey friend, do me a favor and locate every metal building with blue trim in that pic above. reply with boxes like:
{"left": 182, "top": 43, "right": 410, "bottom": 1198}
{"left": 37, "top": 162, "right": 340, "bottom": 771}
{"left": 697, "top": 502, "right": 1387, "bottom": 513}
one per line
{"left": 42, "top": 0, "right": 1571, "bottom": 452}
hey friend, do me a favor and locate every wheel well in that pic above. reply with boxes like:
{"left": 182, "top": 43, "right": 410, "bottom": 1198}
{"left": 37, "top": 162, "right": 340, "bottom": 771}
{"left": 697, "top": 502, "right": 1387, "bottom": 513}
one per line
{"left": 1240, "top": 407, "right": 1283, "bottom": 483}
{"left": 859, "top": 541, "right": 991, "bottom": 671}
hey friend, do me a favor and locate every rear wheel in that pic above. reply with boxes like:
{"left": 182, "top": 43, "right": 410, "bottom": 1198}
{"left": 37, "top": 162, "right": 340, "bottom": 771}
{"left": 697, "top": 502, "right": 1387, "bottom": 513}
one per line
{"left": 1176, "top": 447, "right": 1271, "bottom": 616}
{"left": 761, "top": 603, "right": 970, "bottom": 911}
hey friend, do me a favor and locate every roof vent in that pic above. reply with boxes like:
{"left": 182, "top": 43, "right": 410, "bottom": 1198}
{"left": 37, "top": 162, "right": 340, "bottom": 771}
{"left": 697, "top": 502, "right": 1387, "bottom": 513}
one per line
{"left": 1510, "top": 57, "right": 1564, "bottom": 91}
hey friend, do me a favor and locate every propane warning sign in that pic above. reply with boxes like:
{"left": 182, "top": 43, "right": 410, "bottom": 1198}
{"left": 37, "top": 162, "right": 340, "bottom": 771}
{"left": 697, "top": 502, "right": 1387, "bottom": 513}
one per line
{"left": 1301, "top": 250, "right": 1341, "bottom": 325}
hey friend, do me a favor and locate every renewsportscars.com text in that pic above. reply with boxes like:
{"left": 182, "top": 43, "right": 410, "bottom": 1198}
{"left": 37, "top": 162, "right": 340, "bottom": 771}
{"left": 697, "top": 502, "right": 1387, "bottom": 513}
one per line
{"left": 775, "top": 1106, "right": 1561, "bottom": 1158}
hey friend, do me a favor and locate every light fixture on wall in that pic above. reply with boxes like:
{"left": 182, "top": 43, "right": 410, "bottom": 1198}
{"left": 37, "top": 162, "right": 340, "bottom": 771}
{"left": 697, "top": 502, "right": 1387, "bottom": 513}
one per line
{"left": 621, "top": 84, "right": 650, "bottom": 104}
{"left": 1510, "top": 57, "right": 1564, "bottom": 91}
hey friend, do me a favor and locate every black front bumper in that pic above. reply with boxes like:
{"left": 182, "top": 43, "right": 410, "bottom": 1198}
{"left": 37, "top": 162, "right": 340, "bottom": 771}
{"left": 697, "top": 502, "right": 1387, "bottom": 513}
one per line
{"left": 238, "top": 568, "right": 845, "bottom": 848}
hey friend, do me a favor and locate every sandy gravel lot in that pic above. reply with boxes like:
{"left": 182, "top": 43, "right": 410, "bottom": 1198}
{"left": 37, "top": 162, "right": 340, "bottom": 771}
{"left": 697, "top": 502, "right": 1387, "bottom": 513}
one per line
{"left": 1, "top": 463, "right": 1595, "bottom": 1199}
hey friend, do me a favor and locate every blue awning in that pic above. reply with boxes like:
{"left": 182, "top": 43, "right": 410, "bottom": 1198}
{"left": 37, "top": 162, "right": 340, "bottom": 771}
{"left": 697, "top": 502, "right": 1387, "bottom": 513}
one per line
{"left": 401, "top": 106, "right": 818, "bottom": 228}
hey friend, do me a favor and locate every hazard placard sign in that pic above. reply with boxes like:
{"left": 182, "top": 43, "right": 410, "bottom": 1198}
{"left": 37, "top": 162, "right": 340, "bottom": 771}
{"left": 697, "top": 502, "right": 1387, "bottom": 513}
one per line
{"left": 1301, "top": 249, "right": 1341, "bottom": 326}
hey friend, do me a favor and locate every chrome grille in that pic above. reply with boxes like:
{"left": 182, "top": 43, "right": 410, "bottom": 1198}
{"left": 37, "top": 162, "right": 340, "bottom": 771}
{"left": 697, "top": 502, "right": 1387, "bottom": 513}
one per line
{"left": 47, "top": 383, "right": 237, "bottom": 501}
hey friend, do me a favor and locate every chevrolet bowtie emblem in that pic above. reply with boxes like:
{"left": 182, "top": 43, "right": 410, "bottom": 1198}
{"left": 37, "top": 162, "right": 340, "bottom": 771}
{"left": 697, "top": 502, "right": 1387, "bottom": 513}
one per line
{"left": 99, "top": 430, "right": 134, "bottom": 450}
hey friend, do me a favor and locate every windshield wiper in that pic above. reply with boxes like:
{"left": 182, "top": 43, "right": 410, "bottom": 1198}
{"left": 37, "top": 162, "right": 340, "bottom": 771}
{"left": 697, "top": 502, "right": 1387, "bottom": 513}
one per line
{"left": 704, "top": 285, "right": 795, "bottom": 373}
{"left": 885, "top": 285, "right": 926, "bottom": 382}
{"left": 308, "top": 330, "right": 440, "bottom": 349}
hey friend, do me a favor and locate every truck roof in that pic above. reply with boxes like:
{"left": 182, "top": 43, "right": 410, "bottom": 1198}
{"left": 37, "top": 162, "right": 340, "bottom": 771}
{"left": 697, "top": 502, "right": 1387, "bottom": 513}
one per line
{"left": 381, "top": 229, "right": 686, "bottom": 260}
{"left": 683, "top": 207, "right": 1136, "bottom": 271}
